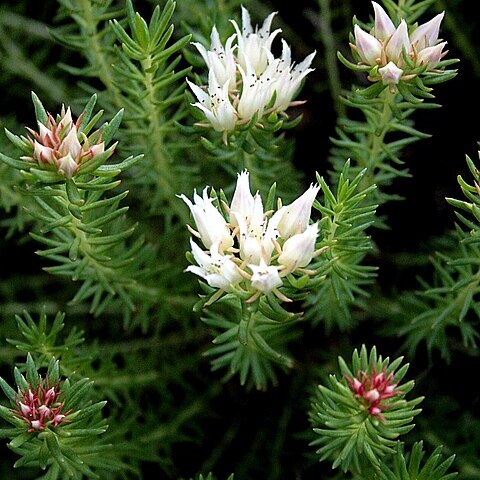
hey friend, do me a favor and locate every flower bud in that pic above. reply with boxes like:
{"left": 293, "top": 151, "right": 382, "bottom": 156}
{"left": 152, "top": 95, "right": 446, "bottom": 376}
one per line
{"left": 276, "top": 184, "right": 320, "bottom": 239}
{"left": 230, "top": 170, "right": 255, "bottom": 226}
{"left": 385, "top": 20, "right": 409, "bottom": 63}
{"left": 278, "top": 223, "right": 318, "bottom": 272}
{"left": 354, "top": 25, "right": 382, "bottom": 65}
{"left": 372, "top": 2, "right": 395, "bottom": 41}
{"left": 416, "top": 41, "right": 447, "bottom": 68}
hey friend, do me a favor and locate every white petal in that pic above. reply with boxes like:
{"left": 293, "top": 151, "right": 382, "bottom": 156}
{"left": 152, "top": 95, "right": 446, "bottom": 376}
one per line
{"left": 187, "top": 79, "right": 210, "bottom": 106}
{"left": 372, "top": 1, "right": 395, "bottom": 41}
{"left": 385, "top": 20, "right": 410, "bottom": 63}
{"left": 230, "top": 170, "right": 255, "bottom": 225}
{"left": 56, "top": 153, "right": 78, "bottom": 178}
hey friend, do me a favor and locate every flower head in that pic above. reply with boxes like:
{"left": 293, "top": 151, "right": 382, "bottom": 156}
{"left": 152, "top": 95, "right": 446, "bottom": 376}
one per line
{"left": 181, "top": 170, "right": 320, "bottom": 304}
{"left": 188, "top": 6, "right": 315, "bottom": 134}
{"left": 350, "top": 2, "right": 448, "bottom": 87}
{"left": 12, "top": 378, "right": 69, "bottom": 432}
{"left": 22, "top": 105, "right": 110, "bottom": 178}
{"left": 346, "top": 368, "right": 402, "bottom": 420}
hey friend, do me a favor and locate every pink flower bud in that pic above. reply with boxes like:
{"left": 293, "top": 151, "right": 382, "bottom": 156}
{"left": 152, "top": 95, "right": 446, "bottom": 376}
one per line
{"left": 372, "top": 2, "right": 395, "bottom": 41}
{"left": 385, "top": 20, "right": 409, "bottom": 63}
{"left": 370, "top": 406, "right": 382, "bottom": 415}
{"left": 19, "top": 402, "right": 31, "bottom": 416}
{"left": 31, "top": 420, "right": 43, "bottom": 430}
{"left": 365, "top": 389, "right": 381, "bottom": 402}
{"left": 416, "top": 42, "right": 447, "bottom": 68}
{"left": 53, "top": 414, "right": 66, "bottom": 426}
{"left": 38, "top": 405, "right": 52, "bottom": 417}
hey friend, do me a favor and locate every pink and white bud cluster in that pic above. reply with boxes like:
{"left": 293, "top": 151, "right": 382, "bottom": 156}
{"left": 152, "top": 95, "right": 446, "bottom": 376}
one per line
{"left": 179, "top": 170, "right": 320, "bottom": 303}
{"left": 346, "top": 368, "right": 402, "bottom": 421}
{"left": 352, "top": 2, "right": 447, "bottom": 87}
{"left": 188, "top": 7, "right": 316, "bottom": 136}
{"left": 21, "top": 106, "right": 113, "bottom": 178}
{"left": 13, "top": 379, "right": 69, "bottom": 432}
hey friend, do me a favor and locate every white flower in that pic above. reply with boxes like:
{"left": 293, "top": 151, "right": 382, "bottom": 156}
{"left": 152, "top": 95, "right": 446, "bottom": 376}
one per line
{"left": 354, "top": 24, "right": 382, "bottom": 65}
{"left": 372, "top": 2, "right": 395, "bottom": 41}
{"left": 278, "top": 223, "right": 318, "bottom": 273}
{"left": 352, "top": 6, "right": 447, "bottom": 73}
{"left": 409, "top": 12, "right": 445, "bottom": 51}
{"left": 187, "top": 70, "right": 237, "bottom": 132}
{"left": 274, "top": 183, "right": 320, "bottom": 239}
{"left": 178, "top": 187, "right": 233, "bottom": 252}
{"left": 231, "top": 6, "right": 281, "bottom": 76}
{"left": 192, "top": 26, "right": 237, "bottom": 91}
{"left": 237, "top": 58, "right": 276, "bottom": 121}
{"left": 270, "top": 41, "right": 316, "bottom": 112}
{"left": 249, "top": 260, "right": 282, "bottom": 292}
{"left": 187, "top": 240, "right": 242, "bottom": 290}
{"left": 379, "top": 61, "right": 404, "bottom": 85}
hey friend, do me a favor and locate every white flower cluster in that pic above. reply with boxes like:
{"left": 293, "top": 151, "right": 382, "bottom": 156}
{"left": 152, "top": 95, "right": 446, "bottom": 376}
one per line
{"left": 187, "top": 7, "right": 316, "bottom": 135}
{"left": 179, "top": 171, "right": 320, "bottom": 303}
{"left": 353, "top": 2, "right": 447, "bottom": 87}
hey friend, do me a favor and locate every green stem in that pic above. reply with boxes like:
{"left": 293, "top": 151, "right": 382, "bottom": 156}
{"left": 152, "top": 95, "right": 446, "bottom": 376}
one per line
{"left": 358, "top": 88, "right": 395, "bottom": 192}
{"left": 238, "top": 302, "right": 258, "bottom": 347}
{"left": 62, "top": 181, "right": 156, "bottom": 306}
{"left": 142, "top": 59, "right": 188, "bottom": 222}
{"left": 79, "top": 0, "right": 125, "bottom": 109}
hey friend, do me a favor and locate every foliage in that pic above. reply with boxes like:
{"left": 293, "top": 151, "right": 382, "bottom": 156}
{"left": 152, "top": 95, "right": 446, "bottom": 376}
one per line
{"left": 0, "top": 0, "right": 479, "bottom": 478}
